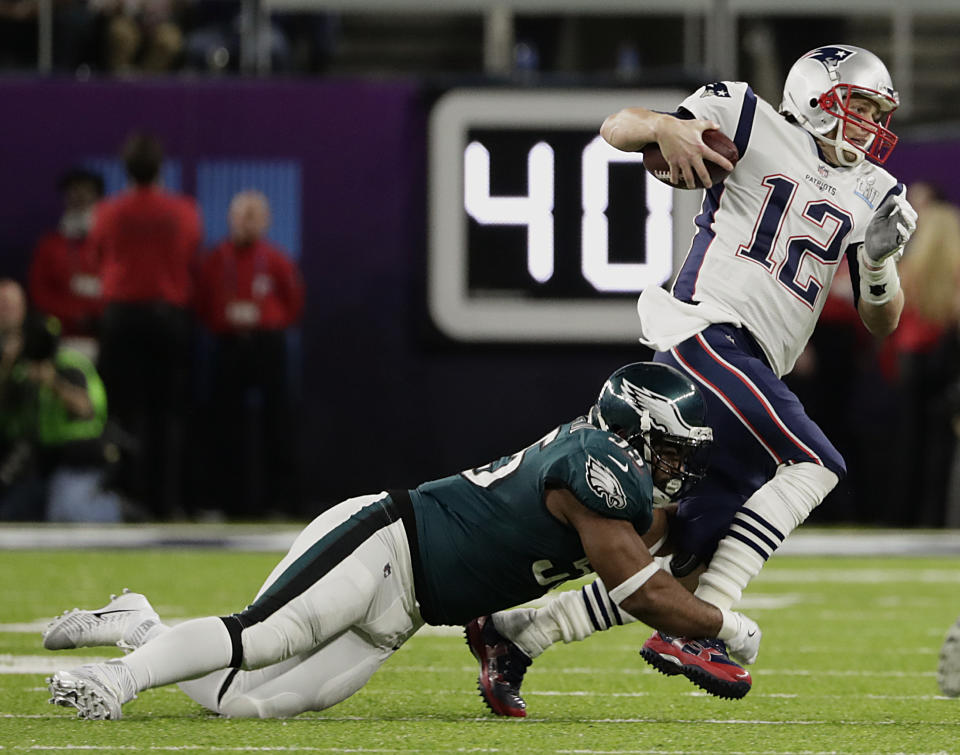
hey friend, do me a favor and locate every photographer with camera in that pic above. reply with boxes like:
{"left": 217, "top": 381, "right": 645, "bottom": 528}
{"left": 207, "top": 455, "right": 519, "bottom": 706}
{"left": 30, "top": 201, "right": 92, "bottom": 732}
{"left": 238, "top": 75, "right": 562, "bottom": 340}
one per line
{"left": 0, "top": 279, "right": 121, "bottom": 522}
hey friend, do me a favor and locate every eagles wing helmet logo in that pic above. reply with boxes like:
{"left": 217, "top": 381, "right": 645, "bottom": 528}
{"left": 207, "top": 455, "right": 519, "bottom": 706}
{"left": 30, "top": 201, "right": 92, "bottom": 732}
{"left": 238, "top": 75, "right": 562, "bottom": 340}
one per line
{"left": 585, "top": 455, "right": 628, "bottom": 510}
{"left": 619, "top": 378, "right": 698, "bottom": 433}
{"left": 805, "top": 46, "right": 857, "bottom": 69}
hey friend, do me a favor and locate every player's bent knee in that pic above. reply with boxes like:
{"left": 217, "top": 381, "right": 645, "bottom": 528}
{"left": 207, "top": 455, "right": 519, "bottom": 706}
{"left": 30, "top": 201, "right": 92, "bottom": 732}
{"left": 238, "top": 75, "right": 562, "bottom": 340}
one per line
{"left": 774, "top": 462, "right": 838, "bottom": 522}
{"left": 779, "top": 462, "right": 838, "bottom": 497}
{"left": 221, "top": 691, "right": 310, "bottom": 719}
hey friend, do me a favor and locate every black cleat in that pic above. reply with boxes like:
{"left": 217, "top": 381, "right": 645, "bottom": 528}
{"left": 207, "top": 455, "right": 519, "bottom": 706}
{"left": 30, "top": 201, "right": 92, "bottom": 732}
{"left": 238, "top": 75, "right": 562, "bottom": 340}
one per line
{"left": 465, "top": 615, "right": 532, "bottom": 717}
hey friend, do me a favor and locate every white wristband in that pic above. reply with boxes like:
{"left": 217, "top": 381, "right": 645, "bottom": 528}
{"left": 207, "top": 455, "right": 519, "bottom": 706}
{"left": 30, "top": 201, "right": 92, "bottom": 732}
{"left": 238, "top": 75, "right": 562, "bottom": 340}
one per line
{"left": 607, "top": 561, "right": 661, "bottom": 605}
{"left": 716, "top": 608, "right": 740, "bottom": 641}
{"left": 857, "top": 244, "right": 900, "bottom": 306}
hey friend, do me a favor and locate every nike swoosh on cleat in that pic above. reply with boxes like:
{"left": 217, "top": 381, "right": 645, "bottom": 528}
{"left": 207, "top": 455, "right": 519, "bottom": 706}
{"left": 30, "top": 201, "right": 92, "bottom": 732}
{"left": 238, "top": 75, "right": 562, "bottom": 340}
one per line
{"left": 91, "top": 610, "right": 136, "bottom": 618}
{"left": 747, "top": 630, "right": 757, "bottom": 637}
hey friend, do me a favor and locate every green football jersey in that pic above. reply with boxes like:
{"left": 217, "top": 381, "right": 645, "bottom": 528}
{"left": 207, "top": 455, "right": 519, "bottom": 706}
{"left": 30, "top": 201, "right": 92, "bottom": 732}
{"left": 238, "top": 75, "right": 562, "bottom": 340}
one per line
{"left": 408, "top": 417, "right": 655, "bottom": 625}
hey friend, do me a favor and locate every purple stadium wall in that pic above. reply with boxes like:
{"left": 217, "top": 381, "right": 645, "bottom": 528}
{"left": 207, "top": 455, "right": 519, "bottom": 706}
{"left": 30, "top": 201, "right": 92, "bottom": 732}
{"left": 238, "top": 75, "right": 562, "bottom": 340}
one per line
{"left": 0, "top": 77, "right": 956, "bottom": 514}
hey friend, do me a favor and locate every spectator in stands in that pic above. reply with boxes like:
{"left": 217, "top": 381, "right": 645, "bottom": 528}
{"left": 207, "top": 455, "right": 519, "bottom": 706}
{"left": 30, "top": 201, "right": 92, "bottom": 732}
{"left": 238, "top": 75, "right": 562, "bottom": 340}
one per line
{"left": 92, "top": 0, "right": 184, "bottom": 73}
{"left": 195, "top": 190, "right": 305, "bottom": 518}
{"left": 28, "top": 168, "right": 105, "bottom": 362}
{"left": 91, "top": 131, "right": 202, "bottom": 520}
{"left": 0, "top": 278, "right": 28, "bottom": 405}
{"left": 883, "top": 182, "right": 960, "bottom": 526}
{"left": 0, "top": 0, "right": 38, "bottom": 68}
{"left": 785, "top": 259, "right": 887, "bottom": 524}
{"left": 0, "top": 277, "right": 46, "bottom": 520}
{"left": 181, "top": 1, "right": 291, "bottom": 73}
{"left": 0, "top": 279, "right": 120, "bottom": 522}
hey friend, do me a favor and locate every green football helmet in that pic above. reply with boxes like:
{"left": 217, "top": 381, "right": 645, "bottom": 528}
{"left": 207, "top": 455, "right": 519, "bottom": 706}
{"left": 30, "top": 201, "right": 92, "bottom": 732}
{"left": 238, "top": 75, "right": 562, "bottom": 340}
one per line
{"left": 590, "top": 362, "right": 712, "bottom": 502}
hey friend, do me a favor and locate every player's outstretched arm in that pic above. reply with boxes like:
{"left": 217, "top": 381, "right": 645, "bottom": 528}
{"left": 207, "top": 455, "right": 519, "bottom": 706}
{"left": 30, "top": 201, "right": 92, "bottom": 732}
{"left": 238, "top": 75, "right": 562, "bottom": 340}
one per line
{"left": 600, "top": 107, "right": 734, "bottom": 189}
{"left": 485, "top": 506, "right": 673, "bottom": 659}
{"left": 547, "top": 489, "right": 760, "bottom": 664}
{"left": 856, "top": 193, "right": 918, "bottom": 336}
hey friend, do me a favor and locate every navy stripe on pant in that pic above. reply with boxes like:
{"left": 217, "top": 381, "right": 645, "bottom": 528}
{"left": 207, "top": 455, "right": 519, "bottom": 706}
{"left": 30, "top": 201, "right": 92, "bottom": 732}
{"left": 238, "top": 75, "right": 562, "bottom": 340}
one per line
{"left": 653, "top": 323, "right": 845, "bottom": 559}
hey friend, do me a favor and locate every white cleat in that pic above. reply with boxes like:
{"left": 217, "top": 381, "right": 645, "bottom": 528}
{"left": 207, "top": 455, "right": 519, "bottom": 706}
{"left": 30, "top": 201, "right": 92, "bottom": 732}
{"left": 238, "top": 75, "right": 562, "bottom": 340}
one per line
{"left": 938, "top": 615, "right": 960, "bottom": 697}
{"left": 43, "top": 589, "right": 159, "bottom": 651}
{"left": 47, "top": 663, "right": 127, "bottom": 720}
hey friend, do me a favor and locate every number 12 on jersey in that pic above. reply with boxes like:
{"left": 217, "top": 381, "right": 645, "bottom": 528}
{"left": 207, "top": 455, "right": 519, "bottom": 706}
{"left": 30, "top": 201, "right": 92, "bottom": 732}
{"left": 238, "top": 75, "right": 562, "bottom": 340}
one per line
{"left": 736, "top": 174, "right": 852, "bottom": 309}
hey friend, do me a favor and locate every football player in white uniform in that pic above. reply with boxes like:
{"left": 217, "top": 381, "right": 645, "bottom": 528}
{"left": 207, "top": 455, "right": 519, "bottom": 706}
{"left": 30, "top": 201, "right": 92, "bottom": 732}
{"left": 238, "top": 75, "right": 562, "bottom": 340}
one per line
{"left": 468, "top": 44, "right": 919, "bottom": 712}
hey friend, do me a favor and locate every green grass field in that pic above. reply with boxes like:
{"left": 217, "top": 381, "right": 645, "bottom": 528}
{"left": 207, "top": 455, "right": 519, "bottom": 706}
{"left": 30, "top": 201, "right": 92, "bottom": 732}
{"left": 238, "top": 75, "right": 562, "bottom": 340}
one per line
{"left": 1, "top": 546, "right": 958, "bottom": 754}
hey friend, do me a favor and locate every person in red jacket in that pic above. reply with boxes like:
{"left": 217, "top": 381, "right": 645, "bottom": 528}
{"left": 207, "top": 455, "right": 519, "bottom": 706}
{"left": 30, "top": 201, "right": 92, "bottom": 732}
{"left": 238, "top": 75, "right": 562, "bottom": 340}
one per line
{"left": 28, "top": 168, "right": 105, "bottom": 361}
{"left": 90, "top": 132, "right": 203, "bottom": 520}
{"left": 196, "top": 190, "right": 305, "bottom": 518}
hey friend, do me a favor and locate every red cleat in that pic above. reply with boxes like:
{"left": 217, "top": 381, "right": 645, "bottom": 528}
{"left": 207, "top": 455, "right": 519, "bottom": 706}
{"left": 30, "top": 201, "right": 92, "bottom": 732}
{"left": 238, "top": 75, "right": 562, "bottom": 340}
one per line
{"left": 465, "top": 616, "right": 531, "bottom": 717}
{"left": 640, "top": 631, "right": 752, "bottom": 699}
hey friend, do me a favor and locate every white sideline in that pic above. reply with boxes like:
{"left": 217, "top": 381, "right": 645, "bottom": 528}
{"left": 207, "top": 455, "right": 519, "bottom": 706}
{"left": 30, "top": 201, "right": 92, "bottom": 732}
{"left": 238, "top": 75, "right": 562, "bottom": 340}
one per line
{"left": 0, "top": 525, "right": 959, "bottom": 555}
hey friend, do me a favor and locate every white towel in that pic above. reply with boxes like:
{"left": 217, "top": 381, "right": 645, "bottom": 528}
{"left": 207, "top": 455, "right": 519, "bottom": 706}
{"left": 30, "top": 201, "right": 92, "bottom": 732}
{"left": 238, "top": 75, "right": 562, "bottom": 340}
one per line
{"left": 635, "top": 286, "right": 742, "bottom": 351}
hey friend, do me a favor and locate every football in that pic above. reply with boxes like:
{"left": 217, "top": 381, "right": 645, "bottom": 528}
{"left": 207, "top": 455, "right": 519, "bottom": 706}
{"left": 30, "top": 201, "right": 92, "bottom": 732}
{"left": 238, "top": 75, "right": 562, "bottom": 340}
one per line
{"left": 641, "top": 129, "right": 739, "bottom": 189}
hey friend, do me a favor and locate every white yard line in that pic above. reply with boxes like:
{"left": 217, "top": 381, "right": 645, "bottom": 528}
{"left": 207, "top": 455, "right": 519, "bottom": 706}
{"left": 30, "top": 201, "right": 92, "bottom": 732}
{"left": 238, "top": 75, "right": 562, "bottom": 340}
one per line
{"left": 0, "top": 751, "right": 953, "bottom": 755}
{"left": 755, "top": 569, "right": 960, "bottom": 584}
{"left": 0, "top": 656, "right": 113, "bottom": 674}
{"left": 1, "top": 651, "right": 941, "bottom": 679}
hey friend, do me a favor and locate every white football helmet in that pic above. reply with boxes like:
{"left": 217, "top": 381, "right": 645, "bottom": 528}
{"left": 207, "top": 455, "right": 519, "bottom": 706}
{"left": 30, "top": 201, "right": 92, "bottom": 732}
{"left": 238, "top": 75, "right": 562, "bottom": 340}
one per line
{"left": 780, "top": 44, "right": 899, "bottom": 166}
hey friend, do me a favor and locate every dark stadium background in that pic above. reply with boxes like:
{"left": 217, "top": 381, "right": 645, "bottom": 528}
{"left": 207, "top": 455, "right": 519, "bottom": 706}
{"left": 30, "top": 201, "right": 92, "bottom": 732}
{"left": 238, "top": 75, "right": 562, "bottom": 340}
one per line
{"left": 2, "top": 8, "right": 959, "bottom": 520}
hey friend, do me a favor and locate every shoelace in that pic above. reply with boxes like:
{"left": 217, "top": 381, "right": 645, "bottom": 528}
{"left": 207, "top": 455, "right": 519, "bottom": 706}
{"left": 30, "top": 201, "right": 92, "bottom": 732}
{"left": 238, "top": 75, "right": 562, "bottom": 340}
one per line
{"left": 693, "top": 638, "right": 728, "bottom": 654}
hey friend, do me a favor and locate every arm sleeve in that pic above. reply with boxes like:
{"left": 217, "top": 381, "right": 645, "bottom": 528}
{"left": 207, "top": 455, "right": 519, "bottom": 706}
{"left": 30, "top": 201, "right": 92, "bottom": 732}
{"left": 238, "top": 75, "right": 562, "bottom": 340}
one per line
{"left": 88, "top": 202, "right": 110, "bottom": 259}
{"left": 28, "top": 236, "right": 66, "bottom": 318}
{"left": 273, "top": 252, "right": 305, "bottom": 327}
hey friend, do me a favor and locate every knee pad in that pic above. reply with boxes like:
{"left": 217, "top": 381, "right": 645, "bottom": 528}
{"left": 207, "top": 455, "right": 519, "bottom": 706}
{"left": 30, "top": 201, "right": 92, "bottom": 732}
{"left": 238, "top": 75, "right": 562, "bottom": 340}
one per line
{"left": 763, "top": 462, "right": 838, "bottom": 532}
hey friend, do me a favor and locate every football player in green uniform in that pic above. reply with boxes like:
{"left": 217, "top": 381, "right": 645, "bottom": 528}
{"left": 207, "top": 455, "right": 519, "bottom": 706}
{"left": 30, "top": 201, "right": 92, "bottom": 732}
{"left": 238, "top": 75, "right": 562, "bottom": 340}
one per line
{"left": 43, "top": 362, "right": 761, "bottom": 721}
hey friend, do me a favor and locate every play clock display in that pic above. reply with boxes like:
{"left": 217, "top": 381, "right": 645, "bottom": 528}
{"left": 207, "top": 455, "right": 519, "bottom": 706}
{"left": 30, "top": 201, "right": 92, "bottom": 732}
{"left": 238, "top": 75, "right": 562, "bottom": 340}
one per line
{"left": 428, "top": 88, "right": 701, "bottom": 343}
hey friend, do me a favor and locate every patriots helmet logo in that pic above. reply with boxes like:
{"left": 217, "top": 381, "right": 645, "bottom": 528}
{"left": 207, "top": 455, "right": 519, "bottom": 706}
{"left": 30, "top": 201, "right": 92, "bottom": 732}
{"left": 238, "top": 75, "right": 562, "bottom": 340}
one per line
{"left": 804, "top": 46, "right": 857, "bottom": 70}
{"left": 585, "top": 455, "right": 628, "bottom": 510}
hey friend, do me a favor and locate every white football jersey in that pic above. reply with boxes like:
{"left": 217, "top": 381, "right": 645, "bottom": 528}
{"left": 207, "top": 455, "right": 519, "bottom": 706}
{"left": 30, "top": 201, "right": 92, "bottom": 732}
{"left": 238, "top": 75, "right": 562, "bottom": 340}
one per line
{"left": 637, "top": 81, "right": 904, "bottom": 377}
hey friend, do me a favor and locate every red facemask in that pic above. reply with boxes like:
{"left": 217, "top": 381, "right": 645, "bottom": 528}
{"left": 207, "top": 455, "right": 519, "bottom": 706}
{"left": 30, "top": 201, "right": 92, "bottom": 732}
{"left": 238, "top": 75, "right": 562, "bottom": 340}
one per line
{"left": 817, "top": 85, "right": 898, "bottom": 164}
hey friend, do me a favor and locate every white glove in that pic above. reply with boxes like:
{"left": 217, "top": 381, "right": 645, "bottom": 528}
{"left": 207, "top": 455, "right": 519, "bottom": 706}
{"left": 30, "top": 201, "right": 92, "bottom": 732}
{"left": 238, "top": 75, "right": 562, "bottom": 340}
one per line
{"left": 717, "top": 609, "right": 761, "bottom": 665}
{"left": 864, "top": 194, "right": 918, "bottom": 264}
